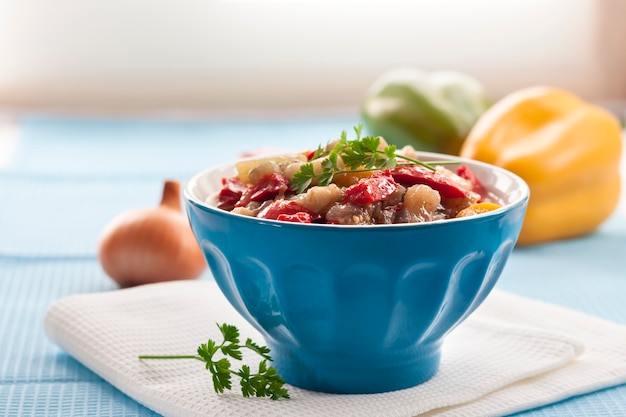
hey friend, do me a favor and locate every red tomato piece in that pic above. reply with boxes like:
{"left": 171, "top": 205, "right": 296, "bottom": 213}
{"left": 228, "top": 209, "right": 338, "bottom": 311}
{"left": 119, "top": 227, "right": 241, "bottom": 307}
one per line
{"left": 305, "top": 150, "right": 317, "bottom": 161}
{"left": 217, "top": 177, "right": 248, "bottom": 210}
{"left": 236, "top": 173, "right": 290, "bottom": 207}
{"left": 344, "top": 170, "right": 398, "bottom": 205}
{"left": 276, "top": 212, "right": 315, "bottom": 223}
{"left": 456, "top": 165, "right": 486, "bottom": 198}
{"left": 258, "top": 200, "right": 319, "bottom": 222}
{"left": 391, "top": 166, "right": 468, "bottom": 199}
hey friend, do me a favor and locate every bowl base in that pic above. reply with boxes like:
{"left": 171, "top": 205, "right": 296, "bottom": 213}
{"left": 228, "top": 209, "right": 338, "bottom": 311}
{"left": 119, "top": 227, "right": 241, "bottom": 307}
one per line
{"left": 268, "top": 342, "right": 441, "bottom": 394}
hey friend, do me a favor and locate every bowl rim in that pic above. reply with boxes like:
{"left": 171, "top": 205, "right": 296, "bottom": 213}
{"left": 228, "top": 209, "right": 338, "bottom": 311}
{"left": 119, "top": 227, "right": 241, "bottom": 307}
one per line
{"left": 184, "top": 150, "right": 530, "bottom": 230}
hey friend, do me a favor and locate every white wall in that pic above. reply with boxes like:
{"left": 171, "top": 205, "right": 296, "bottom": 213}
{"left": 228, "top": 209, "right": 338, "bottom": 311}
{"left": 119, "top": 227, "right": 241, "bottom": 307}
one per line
{"left": 0, "top": 0, "right": 624, "bottom": 113}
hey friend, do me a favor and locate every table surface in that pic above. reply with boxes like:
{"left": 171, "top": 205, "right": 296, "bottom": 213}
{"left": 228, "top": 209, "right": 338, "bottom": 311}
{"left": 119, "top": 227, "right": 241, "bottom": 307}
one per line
{"left": 1, "top": 114, "right": 625, "bottom": 417}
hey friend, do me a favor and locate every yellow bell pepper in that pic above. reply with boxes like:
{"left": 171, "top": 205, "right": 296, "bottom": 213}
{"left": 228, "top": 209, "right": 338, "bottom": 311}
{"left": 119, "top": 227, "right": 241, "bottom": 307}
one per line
{"left": 460, "top": 86, "right": 623, "bottom": 245}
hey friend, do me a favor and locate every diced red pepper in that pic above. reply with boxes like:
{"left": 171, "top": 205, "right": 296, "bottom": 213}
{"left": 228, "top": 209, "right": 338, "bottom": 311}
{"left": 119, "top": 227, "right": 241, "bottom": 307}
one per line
{"left": 276, "top": 212, "right": 315, "bottom": 223}
{"left": 456, "top": 165, "right": 486, "bottom": 198}
{"left": 344, "top": 170, "right": 398, "bottom": 205}
{"left": 236, "top": 173, "right": 290, "bottom": 207}
{"left": 217, "top": 177, "right": 248, "bottom": 211}
{"left": 391, "top": 166, "right": 469, "bottom": 199}
{"left": 258, "top": 200, "right": 319, "bottom": 222}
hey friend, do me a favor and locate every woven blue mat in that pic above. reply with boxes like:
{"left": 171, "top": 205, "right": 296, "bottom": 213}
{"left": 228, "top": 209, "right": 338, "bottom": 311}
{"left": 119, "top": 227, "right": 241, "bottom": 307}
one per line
{"left": 1, "top": 115, "right": 625, "bottom": 416}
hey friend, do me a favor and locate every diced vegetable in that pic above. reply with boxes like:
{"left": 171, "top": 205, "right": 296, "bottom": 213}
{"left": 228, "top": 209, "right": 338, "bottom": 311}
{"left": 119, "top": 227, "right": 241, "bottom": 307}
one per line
{"left": 300, "top": 184, "right": 343, "bottom": 214}
{"left": 391, "top": 166, "right": 468, "bottom": 199}
{"left": 456, "top": 202, "right": 501, "bottom": 218}
{"left": 217, "top": 177, "right": 248, "bottom": 211}
{"left": 237, "top": 173, "right": 290, "bottom": 207}
{"left": 456, "top": 165, "right": 486, "bottom": 198}
{"left": 403, "top": 184, "right": 441, "bottom": 222}
{"left": 344, "top": 170, "right": 398, "bottom": 205}
{"left": 236, "top": 154, "right": 307, "bottom": 184}
{"left": 276, "top": 212, "right": 315, "bottom": 223}
{"left": 258, "top": 200, "right": 318, "bottom": 221}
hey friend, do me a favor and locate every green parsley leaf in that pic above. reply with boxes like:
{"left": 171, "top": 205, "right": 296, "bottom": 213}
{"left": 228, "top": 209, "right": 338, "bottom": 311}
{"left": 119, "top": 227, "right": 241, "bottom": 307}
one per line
{"left": 245, "top": 338, "right": 272, "bottom": 361}
{"left": 353, "top": 123, "right": 363, "bottom": 140}
{"left": 138, "top": 323, "right": 289, "bottom": 400}
{"left": 291, "top": 162, "right": 315, "bottom": 194}
{"left": 318, "top": 157, "right": 336, "bottom": 186}
{"left": 219, "top": 323, "right": 240, "bottom": 344}
{"left": 360, "top": 135, "right": 380, "bottom": 154}
{"left": 289, "top": 125, "right": 440, "bottom": 194}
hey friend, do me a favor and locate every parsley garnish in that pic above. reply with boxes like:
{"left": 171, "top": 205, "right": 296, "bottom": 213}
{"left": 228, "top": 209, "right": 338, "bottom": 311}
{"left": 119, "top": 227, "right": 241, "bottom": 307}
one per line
{"left": 290, "top": 124, "right": 446, "bottom": 194}
{"left": 138, "top": 323, "right": 290, "bottom": 400}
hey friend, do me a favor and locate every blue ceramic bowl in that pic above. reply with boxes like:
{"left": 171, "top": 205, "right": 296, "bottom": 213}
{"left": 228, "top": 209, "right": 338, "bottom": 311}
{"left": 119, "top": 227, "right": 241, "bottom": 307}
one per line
{"left": 184, "top": 152, "right": 529, "bottom": 394}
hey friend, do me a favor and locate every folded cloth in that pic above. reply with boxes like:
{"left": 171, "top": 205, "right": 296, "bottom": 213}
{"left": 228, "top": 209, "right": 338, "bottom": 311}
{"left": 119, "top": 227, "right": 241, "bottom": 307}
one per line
{"left": 44, "top": 280, "right": 626, "bottom": 417}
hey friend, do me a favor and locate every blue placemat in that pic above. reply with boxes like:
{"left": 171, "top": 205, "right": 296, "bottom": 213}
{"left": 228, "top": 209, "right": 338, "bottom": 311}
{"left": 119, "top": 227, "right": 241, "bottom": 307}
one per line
{"left": 1, "top": 114, "right": 625, "bottom": 417}
{"left": 0, "top": 257, "right": 161, "bottom": 416}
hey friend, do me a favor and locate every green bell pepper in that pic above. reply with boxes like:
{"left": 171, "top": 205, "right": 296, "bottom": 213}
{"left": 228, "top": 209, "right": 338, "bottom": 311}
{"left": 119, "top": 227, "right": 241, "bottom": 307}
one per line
{"left": 361, "top": 68, "right": 491, "bottom": 155}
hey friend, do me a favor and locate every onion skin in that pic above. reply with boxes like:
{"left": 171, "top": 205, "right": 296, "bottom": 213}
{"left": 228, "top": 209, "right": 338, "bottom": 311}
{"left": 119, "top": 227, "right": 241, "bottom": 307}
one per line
{"left": 98, "top": 180, "right": 206, "bottom": 287}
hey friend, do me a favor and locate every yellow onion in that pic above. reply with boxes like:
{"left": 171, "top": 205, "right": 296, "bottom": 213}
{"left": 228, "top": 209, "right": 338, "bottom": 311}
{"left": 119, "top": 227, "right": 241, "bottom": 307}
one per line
{"left": 98, "top": 180, "right": 206, "bottom": 287}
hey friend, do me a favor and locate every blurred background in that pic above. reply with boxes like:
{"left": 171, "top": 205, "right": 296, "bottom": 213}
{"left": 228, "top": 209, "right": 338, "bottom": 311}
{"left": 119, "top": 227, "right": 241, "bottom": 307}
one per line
{"left": 0, "top": 0, "right": 624, "bottom": 118}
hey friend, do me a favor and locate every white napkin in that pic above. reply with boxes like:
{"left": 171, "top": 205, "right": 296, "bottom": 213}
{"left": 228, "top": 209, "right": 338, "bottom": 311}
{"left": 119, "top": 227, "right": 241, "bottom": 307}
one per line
{"left": 44, "top": 280, "right": 626, "bottom": 417}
